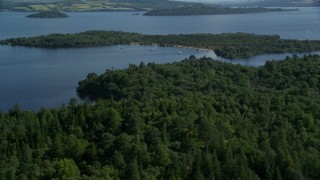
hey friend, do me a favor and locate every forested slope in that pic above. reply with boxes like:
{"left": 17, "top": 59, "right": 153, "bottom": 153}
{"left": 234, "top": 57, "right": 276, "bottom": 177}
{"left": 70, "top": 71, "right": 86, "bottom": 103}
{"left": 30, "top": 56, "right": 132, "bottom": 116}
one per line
{"left": 1, "top": 55, "right": 320, "bottom": 179}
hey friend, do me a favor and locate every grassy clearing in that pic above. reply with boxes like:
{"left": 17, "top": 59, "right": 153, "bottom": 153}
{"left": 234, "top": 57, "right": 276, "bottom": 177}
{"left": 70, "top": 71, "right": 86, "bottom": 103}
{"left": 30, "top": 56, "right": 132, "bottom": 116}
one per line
{"left": 29, "top": 5, "right": 51, "bottom": 11}
{"left": 13, "top": 6, "right": 31, "bottom": 11}
{"left": 46, "top": 4, "right": 59, "bottom": 9}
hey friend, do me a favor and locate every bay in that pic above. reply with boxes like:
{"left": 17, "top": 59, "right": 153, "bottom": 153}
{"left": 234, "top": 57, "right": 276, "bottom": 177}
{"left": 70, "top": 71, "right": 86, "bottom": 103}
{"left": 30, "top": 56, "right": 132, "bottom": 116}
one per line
{"left": 1, "top": 7, "right": 320, "bottom": 110}
{"left": 0, "top": 45, "right": 215, "bottom": 111}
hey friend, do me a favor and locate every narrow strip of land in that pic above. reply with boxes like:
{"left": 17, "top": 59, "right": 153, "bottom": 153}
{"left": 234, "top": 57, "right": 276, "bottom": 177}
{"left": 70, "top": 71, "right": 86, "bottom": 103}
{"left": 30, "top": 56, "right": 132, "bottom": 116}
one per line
{"left": 2, "top": 31, "right": 320, "bottom": 59}
{"left": 144, "top": 5, "right": 298, "bottom": 16}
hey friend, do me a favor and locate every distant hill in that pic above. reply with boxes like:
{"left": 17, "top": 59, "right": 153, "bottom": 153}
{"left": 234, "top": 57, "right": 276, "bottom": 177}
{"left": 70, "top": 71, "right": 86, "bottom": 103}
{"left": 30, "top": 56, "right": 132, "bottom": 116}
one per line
{"left": 2, "top": 0, "right": 59, "bottom": 2}
{"left": 1, "top": 0, "right": 198, "bottom": 12}
{"left": 240, "top": 0, "right": 320, "bottom": 7}
{"left": 178, "top": 0, "right": 319, "bottom": 7}
{"left": 1, "top": 0, "right": 318, "bottom": 12}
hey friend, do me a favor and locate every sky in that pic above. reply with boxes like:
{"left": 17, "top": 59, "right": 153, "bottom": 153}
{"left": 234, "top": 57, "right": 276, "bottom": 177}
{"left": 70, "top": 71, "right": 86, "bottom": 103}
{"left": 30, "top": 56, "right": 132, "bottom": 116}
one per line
{"left": 173, "top": 0, "right": 242, "bottom": 2}
{"left": 173, "top": 0, "right": 260, "bottom": 3}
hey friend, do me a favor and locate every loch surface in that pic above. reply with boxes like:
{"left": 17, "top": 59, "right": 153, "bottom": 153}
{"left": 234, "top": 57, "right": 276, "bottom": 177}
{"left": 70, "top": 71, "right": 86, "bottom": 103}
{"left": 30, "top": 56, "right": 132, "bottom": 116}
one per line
{"left": 0, "top": 45, "right": 216, "bottom": 111}
{"left": 0, "top": 7, "right": 319, "bottom": 40}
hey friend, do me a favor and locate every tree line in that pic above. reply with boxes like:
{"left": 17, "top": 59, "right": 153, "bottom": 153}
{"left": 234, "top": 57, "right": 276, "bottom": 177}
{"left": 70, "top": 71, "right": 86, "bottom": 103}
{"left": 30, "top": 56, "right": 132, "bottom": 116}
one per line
{"left": 1, "top": 54, "right": 320, "bottom": 179}
{"left": 26, "top": 11, "right": 69, "bottom": 18}
{"left": 2, "top": 31, "right": 320, "bottom": 59}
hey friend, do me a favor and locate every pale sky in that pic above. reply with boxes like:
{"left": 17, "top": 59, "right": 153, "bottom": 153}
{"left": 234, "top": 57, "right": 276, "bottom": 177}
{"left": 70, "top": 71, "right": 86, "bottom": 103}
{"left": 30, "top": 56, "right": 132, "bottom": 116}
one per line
{"left": 173, "top": 0, "right": 258, "bottom": 3}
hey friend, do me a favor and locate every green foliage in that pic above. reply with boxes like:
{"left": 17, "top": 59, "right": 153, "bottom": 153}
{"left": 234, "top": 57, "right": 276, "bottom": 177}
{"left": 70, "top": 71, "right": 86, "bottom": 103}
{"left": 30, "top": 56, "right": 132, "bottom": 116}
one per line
{"left": 55, "top": 158, "right": 80, "bottom": 179}
{"left": 26, "top": 11, "right": 68, "bottom": 18}
{"left": 1, "top": 55, "right": 320, "bottom": 179}
{"left": 2, "top": 31, "right": 320, "bottom": 59}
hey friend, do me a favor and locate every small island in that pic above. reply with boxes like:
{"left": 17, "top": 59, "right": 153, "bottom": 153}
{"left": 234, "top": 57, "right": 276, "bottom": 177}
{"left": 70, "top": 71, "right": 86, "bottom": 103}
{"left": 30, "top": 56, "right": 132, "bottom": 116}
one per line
{"left": 26, "top": 11, "right": 68, "bottom": 18}
{"left": 144, "top": 5, "right": 298, "bottom": 16}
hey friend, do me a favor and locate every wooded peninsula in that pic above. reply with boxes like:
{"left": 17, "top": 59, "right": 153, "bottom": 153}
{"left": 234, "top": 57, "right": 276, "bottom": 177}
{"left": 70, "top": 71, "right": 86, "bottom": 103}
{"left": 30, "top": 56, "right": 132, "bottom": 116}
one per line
{"left": 144, "top": 5, "right": 298, "bottom": 16}
{"left": 1, "top": 55, "right": 320, "bottom": 179}
{"left": 1, "top": 31, "right": 320, "bottom": 59}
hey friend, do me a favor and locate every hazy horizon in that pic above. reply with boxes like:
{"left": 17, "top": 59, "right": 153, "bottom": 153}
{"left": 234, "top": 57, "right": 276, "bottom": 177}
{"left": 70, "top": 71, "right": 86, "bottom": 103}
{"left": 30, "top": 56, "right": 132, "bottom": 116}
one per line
{"left": 172, "top": 0, "right": 261, "bottom": 3}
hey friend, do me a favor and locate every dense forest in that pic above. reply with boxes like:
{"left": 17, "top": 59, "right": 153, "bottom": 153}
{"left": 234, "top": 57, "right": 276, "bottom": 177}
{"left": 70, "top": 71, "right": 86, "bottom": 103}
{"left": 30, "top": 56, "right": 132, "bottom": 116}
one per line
{"left": 26, "top": 11, "right": 68, "bottom": 18}
{"left": 1, "top": 55, "right": 320, "bottom": 179}
{"left": 2, "top": 31, "right": 320, "bottom": 59}
{"left": 144, "top": 5, "right": 297, "bottom": 16}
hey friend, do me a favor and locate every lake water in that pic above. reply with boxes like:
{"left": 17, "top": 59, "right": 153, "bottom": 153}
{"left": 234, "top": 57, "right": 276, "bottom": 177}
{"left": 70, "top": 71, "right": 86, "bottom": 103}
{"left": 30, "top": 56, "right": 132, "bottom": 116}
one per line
{"left": 1, "top": 7, "right": 320, "bottom": 111}
{"left": 0, "top": 45, "right": 216, "bottom": 111}
{"left": 0, "top": 7, "right": 320, "bottom": 40}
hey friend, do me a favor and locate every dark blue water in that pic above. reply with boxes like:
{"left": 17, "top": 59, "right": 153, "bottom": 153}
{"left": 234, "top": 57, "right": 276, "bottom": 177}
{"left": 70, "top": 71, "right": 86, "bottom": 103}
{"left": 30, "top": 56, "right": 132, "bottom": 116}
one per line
{"left": 1, "top": 8, "right": 320, "bottom": 111}
{"left": 0, "top": 7, "right": 319, "bottom": 40}
{"left": 0, "top": 45, "right": 216, "bottom": 111}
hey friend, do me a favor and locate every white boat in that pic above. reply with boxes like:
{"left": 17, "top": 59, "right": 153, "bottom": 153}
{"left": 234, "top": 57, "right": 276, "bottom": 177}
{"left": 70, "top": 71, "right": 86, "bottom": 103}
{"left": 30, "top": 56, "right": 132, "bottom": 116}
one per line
{"left": 177, "top": 52, "right": 182, "bottom": 54}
